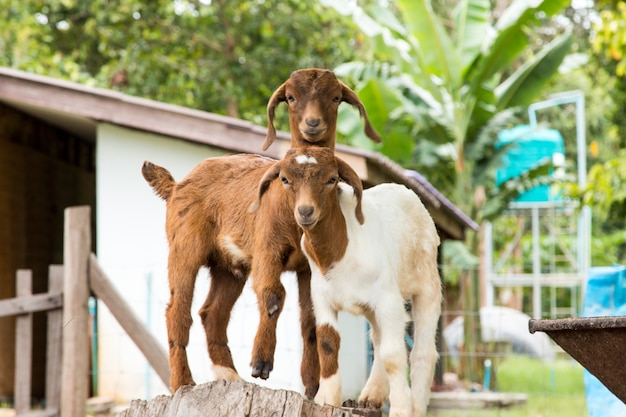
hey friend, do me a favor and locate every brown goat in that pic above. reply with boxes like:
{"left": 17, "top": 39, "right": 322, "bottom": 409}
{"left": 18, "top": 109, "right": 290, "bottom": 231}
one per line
{"left": 263, "top": 68, "right": 382, "bottom": 151}
{"left": 142, "top": 155, "right": 321, "bottom": 395}
{"left": 143, "top": 68, "right": 381, "bottom": 396}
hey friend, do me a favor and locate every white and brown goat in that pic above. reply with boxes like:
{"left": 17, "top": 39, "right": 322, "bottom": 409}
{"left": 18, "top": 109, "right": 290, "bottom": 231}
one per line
{"left": 255, "top": 147, "right": 442, "bottom": 417}
{"left": 142, "top": 68, "right": 381, "bottom": 395}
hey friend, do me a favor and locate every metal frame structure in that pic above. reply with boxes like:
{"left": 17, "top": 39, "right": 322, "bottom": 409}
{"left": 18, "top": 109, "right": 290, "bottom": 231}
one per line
{"left": 485, "top": 91, "right": 591, "bottom": 319}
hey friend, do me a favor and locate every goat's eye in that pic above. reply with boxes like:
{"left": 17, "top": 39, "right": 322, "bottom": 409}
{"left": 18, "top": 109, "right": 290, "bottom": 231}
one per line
{"left": 326, "top": 176, "right": 338, "bottom": 185}
{"left": 280, "top": 176, "right": 290, "bottom": 185}
{"left": 287, "top": 94, "right": 296, "bottom": 103}
{"left": 332, "top": 96, "right": 340, "bottom": 103}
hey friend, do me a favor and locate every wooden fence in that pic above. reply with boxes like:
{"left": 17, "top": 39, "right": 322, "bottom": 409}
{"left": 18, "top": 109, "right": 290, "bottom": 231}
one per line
{"left": 0, "top": 206, "right": 170, "bottom": 417}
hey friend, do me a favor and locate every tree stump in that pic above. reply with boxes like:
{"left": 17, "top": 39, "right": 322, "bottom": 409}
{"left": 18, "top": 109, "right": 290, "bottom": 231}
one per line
{"left": 118, "top": 380, "right": 381, "bottom": 417}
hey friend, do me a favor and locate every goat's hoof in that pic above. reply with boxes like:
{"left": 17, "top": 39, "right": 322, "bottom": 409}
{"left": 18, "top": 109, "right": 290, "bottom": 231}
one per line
{"left": 350, "top": 400, "right": 381, "bottom": 410}
{"left": 305, "top": 384, "right": 320, "bottom": 400}
{"left": 251, "top": 361, "right": 273, "bottom": 379}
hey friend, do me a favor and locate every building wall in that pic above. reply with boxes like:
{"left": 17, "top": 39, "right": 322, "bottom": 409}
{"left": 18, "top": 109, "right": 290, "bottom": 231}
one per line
{"left": 0, "top": 103, "right": 95, "bottom": 399}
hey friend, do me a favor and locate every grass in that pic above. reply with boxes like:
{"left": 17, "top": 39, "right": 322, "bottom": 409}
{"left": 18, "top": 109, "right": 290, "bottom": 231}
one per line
{"left": 427, "top": 355, "right": 587, "bottom": 417}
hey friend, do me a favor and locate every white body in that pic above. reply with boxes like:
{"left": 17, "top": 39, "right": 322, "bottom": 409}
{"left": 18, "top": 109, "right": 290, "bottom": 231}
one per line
{"left": 304, "top": 182, "right": 442, "bottom": 417}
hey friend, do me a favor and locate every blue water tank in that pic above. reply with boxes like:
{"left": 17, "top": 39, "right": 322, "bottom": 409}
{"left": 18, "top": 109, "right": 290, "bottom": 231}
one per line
{"left": 495, "top": 125, "right": 565, "bottom": 202}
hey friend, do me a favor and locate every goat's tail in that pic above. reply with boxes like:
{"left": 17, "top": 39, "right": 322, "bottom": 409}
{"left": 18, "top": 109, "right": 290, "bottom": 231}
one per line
{"left": 142, "top": 161, "right": 176, "bottom": 201}
{"left": 409, "top": 262, "right": 442, "bottom": 417}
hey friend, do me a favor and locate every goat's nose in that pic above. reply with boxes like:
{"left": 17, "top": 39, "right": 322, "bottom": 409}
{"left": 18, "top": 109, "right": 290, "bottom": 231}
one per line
{"left": 305, "top": 118, "right": 321, "bottom": 128}
{"left": 298, "top": 205, "right": 314, "bottom": 219}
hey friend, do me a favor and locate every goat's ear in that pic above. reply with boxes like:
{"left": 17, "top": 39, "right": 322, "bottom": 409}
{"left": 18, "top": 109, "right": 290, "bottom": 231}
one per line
{"left": 336, "top": 157, "right": 365, "bottom": 225}
{"left": 340, "top": 82, "right": 382, "bottom": 144}
{"left": 249, "top": 162, "right": 282, "bottom": 214}
{"left": 262, "top": 82, "right": 287, "bottom": 151}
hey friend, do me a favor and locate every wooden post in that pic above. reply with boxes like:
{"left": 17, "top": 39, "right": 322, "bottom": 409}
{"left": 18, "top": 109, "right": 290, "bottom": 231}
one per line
{"left": 46, "top": 265, "right": 64, "bottom": 413}
{"left": 89, "top": 254, "right": 171, "bottom": 390}
{"left": 15, "top": 270, "right": 33, "bottom": 415}
{"left": 61, "top": 206, "right": 91, "bottom": 417}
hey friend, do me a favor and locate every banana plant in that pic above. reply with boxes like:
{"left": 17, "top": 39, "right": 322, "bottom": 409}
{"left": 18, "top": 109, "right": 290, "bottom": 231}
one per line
{"left": 323, "top": 0, "right": 573, "bottom": 383}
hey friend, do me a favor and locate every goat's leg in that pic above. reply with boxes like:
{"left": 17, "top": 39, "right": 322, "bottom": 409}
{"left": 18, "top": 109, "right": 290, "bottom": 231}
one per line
{"left": 410, "top": 282, "right": 442, "bottom": 417}
{"left": 370, "top": 300, "right": 412, "bottom": 417}
{"left": 165, "top": 256, "right": 200, "bottom": 392}
{"left": 310, "top": 277, "right": 341, "bottom": 407}
{"left": 297, "top": 268, "right": 320, "bottom": 399}
{"left": 250, "top": 261, "right": 286, "bottom": 379}
{"left": 198, "top": 266, "right": 246, "bottom": 381}
{"left": 357, "top": 314, "right": 389, "bottom": 409}
{"left": 314, "top": 322, "right": 342, "bottom": 407}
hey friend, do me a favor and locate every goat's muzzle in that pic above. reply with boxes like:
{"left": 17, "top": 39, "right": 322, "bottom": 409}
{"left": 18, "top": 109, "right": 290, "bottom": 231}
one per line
{"left": 296, "top": 205, "right": 317, "bottom": 228}
{"left": 299, "top": 118, "right": 327, "bottom": 140}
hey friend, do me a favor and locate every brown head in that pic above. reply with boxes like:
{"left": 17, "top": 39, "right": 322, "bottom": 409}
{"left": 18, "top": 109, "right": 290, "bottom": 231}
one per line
{"left": 252, "top": 147, "right": 364, "bottom": 229}
{"left": 263, "top": 68, "right": 383, "bottom": 151}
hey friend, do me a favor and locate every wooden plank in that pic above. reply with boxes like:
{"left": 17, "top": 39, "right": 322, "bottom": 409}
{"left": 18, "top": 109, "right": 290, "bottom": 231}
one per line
{"left": 60, "top": 206, "right": 91, "bottom": 417}
{"left": 0, "top": 293, "right": 63, "bottom": 317}
{"left": 15, "top": 270, "right": 33, "bottom": 415}
{"left": 46, "top": 265, "right": 64, "bottom": 413}
{"left": 89, "top": 254, "right": 171, "bottom": 390}
{"left": 18, "top": 410, "right": 59, "bottom": 417}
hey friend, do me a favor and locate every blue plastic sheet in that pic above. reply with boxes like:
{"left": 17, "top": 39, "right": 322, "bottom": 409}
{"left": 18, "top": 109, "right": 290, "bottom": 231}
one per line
{"left": 583, "top": 266, "right": 626, "bottom": 417}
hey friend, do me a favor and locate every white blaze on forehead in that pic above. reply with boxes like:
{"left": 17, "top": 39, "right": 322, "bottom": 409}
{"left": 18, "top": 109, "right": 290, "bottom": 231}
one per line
{"left": 295, "top": 154, "right": 318, "bottom": 164}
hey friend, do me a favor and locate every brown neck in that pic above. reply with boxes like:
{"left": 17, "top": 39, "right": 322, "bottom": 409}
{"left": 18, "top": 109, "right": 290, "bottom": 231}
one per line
{"left": 302, "top": 202, "right": 347, "bottom": 275}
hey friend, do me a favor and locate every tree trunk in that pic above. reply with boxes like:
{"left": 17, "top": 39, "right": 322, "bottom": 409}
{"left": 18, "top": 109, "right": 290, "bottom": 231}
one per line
{"left": 119, "top": 380, "right": 381, "bottom": 417}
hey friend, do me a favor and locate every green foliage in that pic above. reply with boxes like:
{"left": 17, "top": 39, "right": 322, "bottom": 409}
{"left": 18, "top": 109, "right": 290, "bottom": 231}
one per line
{"left": 577, "top": 150, "right": 626, "bottom": 219}
{"left": 0, "top": 0, "right": 363, "bottom": 126}
{"left": 564, "top": 148, "right": 626, "bottom": 266}
{"left": 593, "top": 2, "right": 626, "bottom": 76}
{"left": 441, "top": 240, "right": 478, "bottom": 286}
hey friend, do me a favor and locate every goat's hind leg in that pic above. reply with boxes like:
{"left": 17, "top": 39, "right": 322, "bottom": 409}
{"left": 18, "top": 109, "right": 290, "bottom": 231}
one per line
{"left": 297, "top": 268, "right": 320, "bottom": 399}
{"left": 409, "top": 283, "right": 441, "bottom": 417}
{"left": 198, "top": 266, "right": 246, "bottom": 381}
{"left": 166, "top": 257, "right": 200, "bottom": 391}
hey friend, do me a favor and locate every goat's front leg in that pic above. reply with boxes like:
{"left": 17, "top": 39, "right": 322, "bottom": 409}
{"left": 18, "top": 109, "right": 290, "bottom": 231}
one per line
{"left": 357, "top": 313, "right": 389, "bottom": 409}
{"left": 297, "top": 268, "right": 320, "bottom": 399}
{"left": 368, "top": 299, "right": 412, "bottom": 417}
{"left": 314, "top": 321, "right": 342, "bottom": 407}
{"left": 310, "top": 279, "right": 341, "bottom": 407}
{"left": 198, "top": 266, "right": 246, "bottom": 381}
{"left": 166, "top": 256, "right": 199, "bottom": 392}
{"left": 250, "top": 258, "right": 286, "bottom": 379}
